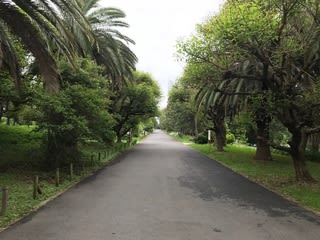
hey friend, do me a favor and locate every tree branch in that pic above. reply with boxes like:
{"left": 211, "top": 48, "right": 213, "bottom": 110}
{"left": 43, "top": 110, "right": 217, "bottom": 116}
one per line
{"left": 183, "top": 49, "right": 226, "bottom": 71}
{"left": 306, "top": 127, "right": 320, "bottom": 135}
{"left": 257, "top": 136, "right": 291, "bottom": 153}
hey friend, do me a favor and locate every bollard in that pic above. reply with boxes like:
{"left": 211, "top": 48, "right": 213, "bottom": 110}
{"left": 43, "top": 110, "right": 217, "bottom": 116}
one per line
{"left": 1, "top": 187, "right": 8, "bottom": 216}
{"left": 55, "top": 168, "right": 60, "bottom": 187}
{"left": 70, "top": 163, "right": 73, "bottom": 180}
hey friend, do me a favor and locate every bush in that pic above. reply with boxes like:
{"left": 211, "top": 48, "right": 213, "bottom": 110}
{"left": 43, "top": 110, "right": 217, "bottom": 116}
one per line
{"left": 305, "top": 151, "right": 320, "bottom": 163}
{"left": 194, "top": 132, "right": 208, "bottom": 144}
{"left": 226, "top": 133, "right": 236, "bottom": 144}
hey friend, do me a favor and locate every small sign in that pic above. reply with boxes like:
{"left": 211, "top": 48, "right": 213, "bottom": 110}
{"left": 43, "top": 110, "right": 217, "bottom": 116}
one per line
{"left": 208, "top": 130, "right": 211, "bottom": 141}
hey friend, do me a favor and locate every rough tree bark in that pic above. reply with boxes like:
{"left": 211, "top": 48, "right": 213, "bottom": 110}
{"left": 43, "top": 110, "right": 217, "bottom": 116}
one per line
{"left": 310, "top": 133, "right": 320, "bottom": 153}
{"left": 288, "top": 128, "right": 315, "bottom": 182}
{"left": 214, "top": 118, "right": 226, "bottom": 152}
{"left": 208, "top": 106, "right": 226, "bottom": 152}
{"left": 254, "top": 112, "right": 272, "bottom": 161}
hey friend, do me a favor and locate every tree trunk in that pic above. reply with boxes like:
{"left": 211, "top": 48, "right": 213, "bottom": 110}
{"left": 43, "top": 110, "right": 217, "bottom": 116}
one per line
{"left": 194, "top": 114, "right": 199, "bottom": 137}
{"left": 207, "top": 106, "right": 226, "bottom": 152}
{"left": 46, "top": 130, "right": 59, "bottom": 169}
{"left": 290, "top": 147, "right": 314, "bottom": 182}
{"left": 0, "top": 106, "right": 3, "bottom": 121}
{"left": 289, "top": 129, "right": 315, "bottom": 182}
{"left": 214, "top": 118, "right": 226, "bottom": 152}
{"left": 116, "top": 133, "right": 122, "bottom": 143}
{"left": 254, "top": 116, "right": 272, "bottom": 161}
{"left": 310, "top": 133, "right": 320, "bottom": 153}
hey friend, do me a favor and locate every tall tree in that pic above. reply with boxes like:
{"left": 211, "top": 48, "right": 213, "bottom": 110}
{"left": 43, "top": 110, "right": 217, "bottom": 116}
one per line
{"left": 112, "top": 71, "right": 160, "bottom": 141}
{"left": 0, "top": 0, "right": 94, "bottom": 94}
{"left": 75, "top": 0, "right": 138, "bottom": 86}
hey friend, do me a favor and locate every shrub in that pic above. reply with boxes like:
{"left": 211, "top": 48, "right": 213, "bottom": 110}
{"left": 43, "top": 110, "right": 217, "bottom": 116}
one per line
{"left": 226, "top": 133, "right": 236, "bottom": 144}
{"left": 194, "top": 132, "right": 208, "bottom": 144}
{"left": 305, "top": 151, "right": 320, "bottom": 163}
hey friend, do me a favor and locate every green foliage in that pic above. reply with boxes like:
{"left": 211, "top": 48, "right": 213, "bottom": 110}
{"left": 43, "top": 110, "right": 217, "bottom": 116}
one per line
{"left": 161, "top": 79, "right": 209, "bottom": 135}
{"left": 0, "top": 133, "right": 135, "bottom": 230}
{"left": 35, "top": 59, "right": 115, "bottom": 167}
{"left": 213, "top": 1, "right": 278, "bottom": 47}
{"left": 176, "top": 0, "right": 320, "bottom": 179}
{"left": 226, "top": 132, "right": 236, "bottom": 144}
{"left": 113, "top": 71, "right": 160, "bottom": 141}
{"left": 0, "top": 71, "right": 16, "bottom": 98}
{"left": 269, "top": 118, "right": 291, "bottom": 146}
{"left": 193, "top": 132, "right": 208, "bottom": 144}
{"left": 305, "top": 151, "right": 320, "bottom": 163}
{"left": 228, "top": 113, "right": 251, "bottom": 143}
{"left": 175, "top": 135, "right": 320, "bottom": 212}
{"left": 142, "top": 118, "right": 157, "bottom": 133}
{"left": 0, "top": 124, "right": 44, "bottom": 170}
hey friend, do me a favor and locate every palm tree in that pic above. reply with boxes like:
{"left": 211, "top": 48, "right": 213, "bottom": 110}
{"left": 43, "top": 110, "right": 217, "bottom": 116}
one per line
{"left": 195, "top": 75, "right": 241, "bottom": 152}
{"left": 0, "top": 0, "right": 94, "bottom": 94}
{"left": 75, "top": 0, "right": 138, "bottom": 87}
{"left": 0, "top": 23, "right": 21, "bottom": 91}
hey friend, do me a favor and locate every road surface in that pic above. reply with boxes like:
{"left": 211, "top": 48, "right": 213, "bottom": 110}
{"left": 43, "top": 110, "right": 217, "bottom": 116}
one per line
{"left": 1, "top": 130, "right": 320, "bottom": 240}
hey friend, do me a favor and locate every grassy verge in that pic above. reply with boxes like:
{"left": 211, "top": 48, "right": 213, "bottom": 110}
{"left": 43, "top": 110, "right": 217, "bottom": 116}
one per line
{"left": 0, "top": 124, "right": 145, "bottom": 230}
{"left": 0, "top": 144, "right": 129, "bottom": 230}
{"left": 173, "top": 134, "right": 320, "bottom": 213}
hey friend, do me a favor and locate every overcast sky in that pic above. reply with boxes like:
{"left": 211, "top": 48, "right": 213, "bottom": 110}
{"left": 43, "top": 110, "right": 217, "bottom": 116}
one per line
{"left": 100, "top": 0, "right": 225, "bottom": 108}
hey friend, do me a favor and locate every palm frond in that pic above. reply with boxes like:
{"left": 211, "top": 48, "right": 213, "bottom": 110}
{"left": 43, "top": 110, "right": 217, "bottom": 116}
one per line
{"left": 0, "top": 2, "right": 59, "bottom": 93}
{"left": 0, "top": 22, "right": 21, "bottom": 91}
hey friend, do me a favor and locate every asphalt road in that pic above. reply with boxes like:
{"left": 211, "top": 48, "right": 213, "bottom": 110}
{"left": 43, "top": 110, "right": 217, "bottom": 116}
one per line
{"left": 1, "top": 130, "right": 320, "bottom": 240}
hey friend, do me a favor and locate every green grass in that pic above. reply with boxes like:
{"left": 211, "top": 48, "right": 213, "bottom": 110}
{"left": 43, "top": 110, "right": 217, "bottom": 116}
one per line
{"left": 174, "top": 135, "right": 320, "bottom": 213}
{"left": 0, "top": 124, "right": 139, "bottom": 230}
{"left": 0, "top": 124, "right": 45, "bottom": 170}
{"left": 0, "top": 144, "right": 131, "bottom": 230}
{"left": 0, "top": 171, "right": 82, "bottom": 229}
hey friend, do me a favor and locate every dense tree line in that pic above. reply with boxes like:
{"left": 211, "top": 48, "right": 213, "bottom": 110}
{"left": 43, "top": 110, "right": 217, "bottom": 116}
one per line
{"left": 0, "top": 0, "right": 160, "bottom": 168}
{"left": 162, "top": 0, "right": 320, "bottom": 182}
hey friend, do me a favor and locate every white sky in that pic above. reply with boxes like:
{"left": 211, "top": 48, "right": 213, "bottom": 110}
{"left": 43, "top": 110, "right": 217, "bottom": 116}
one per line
{"left": 100, "top": 0, "right": 225, "bottom": 108}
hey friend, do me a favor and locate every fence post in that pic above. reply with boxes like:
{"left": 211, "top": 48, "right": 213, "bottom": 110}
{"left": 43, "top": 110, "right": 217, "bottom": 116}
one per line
{"left": 33, "top": 176, "right": 39, "bottom": 199}
{"left": 55, "top": 168, "right": 60, "bottom": 187}
{"left": 70, "top": 163, "right": 73, "bottom": 180}
{"left": 1, "top": 187, "right": 8, "bottom": 216}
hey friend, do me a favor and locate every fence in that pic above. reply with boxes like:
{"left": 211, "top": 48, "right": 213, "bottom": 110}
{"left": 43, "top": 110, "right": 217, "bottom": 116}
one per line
{"left": 0, "top": 142, "right": 132, "bottom": 217}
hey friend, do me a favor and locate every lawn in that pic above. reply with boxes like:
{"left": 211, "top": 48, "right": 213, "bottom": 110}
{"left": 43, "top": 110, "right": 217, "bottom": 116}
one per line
{"left": 174, "top": 135, "right": 320, "bottom": 214}
{"left": 0, "top": 123, "right": 136, "bottom": 230}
